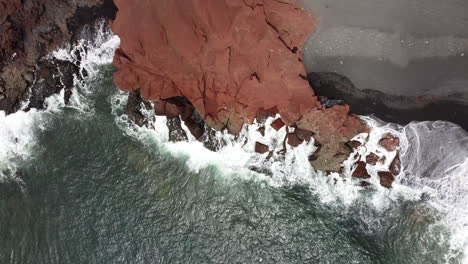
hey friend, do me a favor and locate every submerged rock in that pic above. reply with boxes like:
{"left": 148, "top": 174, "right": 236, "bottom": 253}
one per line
{"left": 295, "top": 128, "right": 314, "bottom": 142}
{"left": 111, "top": 0, "right": 366, "bottom": 172}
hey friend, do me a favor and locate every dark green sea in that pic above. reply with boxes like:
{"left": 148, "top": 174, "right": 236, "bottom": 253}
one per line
{"left": 0, "top": 34, "right": 467, "bottom": 264}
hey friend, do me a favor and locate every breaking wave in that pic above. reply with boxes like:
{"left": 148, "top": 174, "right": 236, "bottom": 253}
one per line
{"left": 111, "top": 86, "right": 468, "bottom": 262}
{"left": 0, "top": 21, "right": 119, "bottom": 179}
{"left": 1, "top": 24, "right": 467, "bottom": 263}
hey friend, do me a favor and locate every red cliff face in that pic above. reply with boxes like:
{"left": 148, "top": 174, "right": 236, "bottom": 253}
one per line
{"left": 111, "top": 0, "right": 366, "bottom": 172}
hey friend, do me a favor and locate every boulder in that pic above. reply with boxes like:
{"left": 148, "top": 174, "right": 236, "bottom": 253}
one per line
{"left": 346, "top": 140, "right": 362, "bottom": 149}
{"left": 295, "top": 128, "right": 314, "bottom": 141}
{"left": 271, "top": 118, "right": 285, "bottom": 131}
{"left": 126, "top": 89, "right": 153, "bottom": 127}
{"left": 378, "top": 156, "right": 386, "bottom": 164}
{"left": 378, "top": 171, "right": 395, "bottom": 188}
{"left": 379, "top": 133, "right": 400, "bottom": 151}
{"left": 352, "top": 161, "right": 371, "bottom": 179}
{"left": 365, "top": 152, "right": 380, "bottom": 165}
{"left": 258, "top": 126, "right": 266, "bottom": 137}
{"left": 255, "top": 142, "right": 269, "bottom": 154}
{"left": 287, "top": 133, "right": 304, "bottom": 147}
{"left": 389, "top": 152, "right": 401, "bottom": 176}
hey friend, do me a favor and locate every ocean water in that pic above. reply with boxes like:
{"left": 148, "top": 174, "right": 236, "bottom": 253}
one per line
{"left": 0, "top": 29, "right": 467, "bottom": 264}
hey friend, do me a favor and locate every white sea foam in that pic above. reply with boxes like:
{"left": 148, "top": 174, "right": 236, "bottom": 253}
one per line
{"left": 24, "top": 19, "right": 466, "bottom": 263}
{"left": 114, "top": 106, "right": 401, "bottom": 205}
{"left": 112, "top": 100, "right": 468, "bottom": 262}
{"left": 51, "top": 21, "right": 120, "bottom": 114}
{"left": 16, "top": 16, "right": 464, "bottom": 262}
{"left": 0, "top": 21, "right": 118, "bottom": 180}
{"left": 400, "top": 121, "right": 468, "bottom": 263}
{"left": 0, "top": 93, "right": 65, "bottom": 179}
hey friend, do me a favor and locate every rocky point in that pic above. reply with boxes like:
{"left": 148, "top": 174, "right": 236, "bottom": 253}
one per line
{"left": 0, "top": 0, "right": 116, "bottom": 113}
{"left": 111, "top": 0, "right": 367, "bottom": 173}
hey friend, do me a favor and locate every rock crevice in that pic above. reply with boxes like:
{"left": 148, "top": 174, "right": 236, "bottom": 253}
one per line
{"left": 111, "top": 0, "right": 367, "bottom": 172}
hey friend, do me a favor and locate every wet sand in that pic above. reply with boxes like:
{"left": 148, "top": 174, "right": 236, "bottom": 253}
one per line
{"left": 299, "top": 0, "right": 468, "bottom": 130}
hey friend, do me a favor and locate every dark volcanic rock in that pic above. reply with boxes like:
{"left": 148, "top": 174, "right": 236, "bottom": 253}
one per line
{"left": 167, "top": 117, "right": 188, "bottom": 142}
{"left": 26, "top": 58, "right": 78, "bottom": 110}
{"left": 199, "top": 124, "right": 226, "bottom": 152}
{"left": 126, "top": 89, "right": 153, "bottom": 127}
{"left": 0, "top": 0, "right": 117, "bottom": 114}
{"left": 359, "top": 181, "right": 371, "bottom": 187}
{"left": 319, "top": 96, "right": 345, "bottom": 109}
{"left": 308, "top": 72, "right": 468, "bottom": 131}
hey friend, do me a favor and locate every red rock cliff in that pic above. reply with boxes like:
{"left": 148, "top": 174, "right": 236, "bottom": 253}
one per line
{"left": 111, "top": 0, "right": 366, "bottom": 172}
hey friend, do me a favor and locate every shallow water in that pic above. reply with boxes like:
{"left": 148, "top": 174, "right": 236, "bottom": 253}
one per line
{"left": 0, "top": 32, "right": 467, "bottom": 264}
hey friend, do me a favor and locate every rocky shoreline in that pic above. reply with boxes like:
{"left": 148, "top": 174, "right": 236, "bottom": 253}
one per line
{"left": 127, "top": 87, "right": 402, "bottom": 188}
{"left": 111, "top": 0, "right": 369, "bottom": 173}
{"left": 2, "top": 0, "right": 403, "bottom": 187}
{"left": 0, "top": 0, "right": 117, "bottom": 113}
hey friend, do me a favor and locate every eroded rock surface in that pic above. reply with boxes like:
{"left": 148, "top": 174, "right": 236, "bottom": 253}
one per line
{"left": 0, "top": 0, "right": 117, "bottom": 113}
{"left": 111, "top": 0, "right": 366, "bottom": 172}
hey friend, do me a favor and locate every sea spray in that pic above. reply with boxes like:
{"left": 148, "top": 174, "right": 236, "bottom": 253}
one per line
{"left": 111, "top": 90, "right": 468, "bottom": 262}
{"left": 400, "top": 121, "right": 468, "bottom": 263}
{"left": 56, "top": 24, "right": 468, "bottom": 261}
{"left": 1, "top": 19, "right": 467, "bottom": 263}
{"left": 0, "top": 21, "right": 118, "bottom": 180}
{"left": 51, "top": 21, "right": 120, "bottom": 114}
{"left": 0, "top": 92, "right": 66, "bottom": 180}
